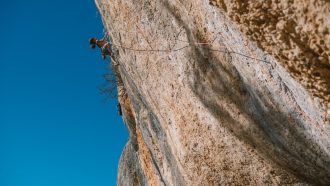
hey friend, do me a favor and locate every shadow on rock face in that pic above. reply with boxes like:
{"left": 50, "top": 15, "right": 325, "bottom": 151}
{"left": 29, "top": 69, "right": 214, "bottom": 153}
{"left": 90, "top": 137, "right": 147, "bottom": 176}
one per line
{"left": 161, "top": 1, "right": 330, "bottom": 184}
{"left": 187, "top": 37, "right": 330, "bottom": 185}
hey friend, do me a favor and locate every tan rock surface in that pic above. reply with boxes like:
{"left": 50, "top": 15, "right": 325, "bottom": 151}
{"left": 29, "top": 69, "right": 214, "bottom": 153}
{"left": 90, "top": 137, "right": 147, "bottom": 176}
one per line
{"left": 96, "top": 0, "right": 330, "bottom": 185}
{"left": 210, "top": 0, "right": 330, "bottom": 109}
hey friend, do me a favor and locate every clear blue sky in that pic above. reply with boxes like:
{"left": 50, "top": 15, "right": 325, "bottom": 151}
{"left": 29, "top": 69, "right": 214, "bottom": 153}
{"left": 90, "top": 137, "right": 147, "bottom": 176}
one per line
{"left": 0, "top": 1, "right": 128, "bottom": 186}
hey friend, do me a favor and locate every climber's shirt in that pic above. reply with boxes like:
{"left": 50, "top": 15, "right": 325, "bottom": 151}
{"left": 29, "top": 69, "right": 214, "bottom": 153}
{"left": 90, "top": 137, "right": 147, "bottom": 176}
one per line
{"left": 101, "top": 42, "right": 113, "bottom": 57}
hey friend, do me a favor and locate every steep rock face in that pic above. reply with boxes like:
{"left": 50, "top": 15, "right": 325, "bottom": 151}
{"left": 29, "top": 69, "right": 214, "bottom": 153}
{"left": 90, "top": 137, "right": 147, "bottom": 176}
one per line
{"left": 210, "top": 0, "right": 330, "bottom": 111}
{"left": 95, "top": 0, "right": 330, "bottom": 185}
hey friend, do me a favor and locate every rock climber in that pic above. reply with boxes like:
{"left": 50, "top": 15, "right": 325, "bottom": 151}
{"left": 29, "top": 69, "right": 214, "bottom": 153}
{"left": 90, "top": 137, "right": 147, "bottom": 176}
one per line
{"left": 89, "top": 36, "right": 113, "bottom": 59}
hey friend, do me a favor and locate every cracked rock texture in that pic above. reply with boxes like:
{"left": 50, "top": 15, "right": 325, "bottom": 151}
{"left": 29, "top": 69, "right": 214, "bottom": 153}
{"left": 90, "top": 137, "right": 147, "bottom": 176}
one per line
{"left": 95, "top": 0, "right": 330, "bottom": 185}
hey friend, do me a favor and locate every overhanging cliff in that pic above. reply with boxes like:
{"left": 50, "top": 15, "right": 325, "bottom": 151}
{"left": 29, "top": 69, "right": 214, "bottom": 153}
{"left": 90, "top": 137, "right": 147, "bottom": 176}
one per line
{"left": 95, "top": 0, "right": 330, "bottom": 185}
